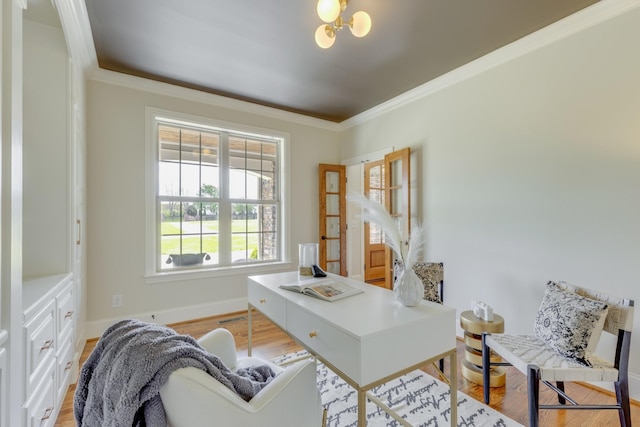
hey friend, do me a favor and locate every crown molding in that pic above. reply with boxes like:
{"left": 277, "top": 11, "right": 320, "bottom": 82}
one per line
{"left": 339, "top": 0, "right": 640, "bottom": 130}
{"left": 90, "top": 68, "right": 341, "bottom": 131}
{"left": 54, "top": 0, "right": 98, "bottom": 76}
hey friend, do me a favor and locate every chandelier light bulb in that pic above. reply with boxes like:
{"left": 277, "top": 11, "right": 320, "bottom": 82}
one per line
{"left": 315, "top": 24, "right": 336, "bottom": 49}
{"left": 317, "top": 0, "right": 341, "bottom": 23}
{"left": 349, "top": 11, "right": 371, "bottom": 37}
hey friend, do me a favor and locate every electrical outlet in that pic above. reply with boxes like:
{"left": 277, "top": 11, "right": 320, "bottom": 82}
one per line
{"left": 112, "top": 294, "right": 123, "bottom": 308}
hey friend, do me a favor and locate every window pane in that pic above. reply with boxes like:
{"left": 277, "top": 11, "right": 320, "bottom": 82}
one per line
{"left": 201, "top": 165, "right": 218, "bottom": 198}
{"left": 259, "top": 204, "right": 278, "bottom": 261}
{"left": 231, "top": 203, "right": 254, "bottom": 263}
{"left": 181, "top": 163, "right": 200, "bottom": 197}
{"left": 159, "top": 161, "right": 180, "bottom": 197}
{"left": 229, "top": 169, "right": 247, "bottom": 199}
{"left": 261, "top": 171, "right": 275, "bottom": 201}
{"left": 200, "top": 132, "right": 219, "bottom": 196}
{"left": 259, "top": 232, "right": 278, "bottom": 261}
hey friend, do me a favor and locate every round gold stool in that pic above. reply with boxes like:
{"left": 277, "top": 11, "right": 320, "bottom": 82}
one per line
{"left": 460, "top": 310, "right": 506, "bottom": 387}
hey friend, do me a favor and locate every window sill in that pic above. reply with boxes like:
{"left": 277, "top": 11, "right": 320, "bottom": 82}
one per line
{"left": 144, "top": 261, "right": 293, "bottom": 285}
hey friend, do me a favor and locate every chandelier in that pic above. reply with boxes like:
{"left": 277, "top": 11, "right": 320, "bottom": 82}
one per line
{"left": 315, "top": 0, "right": 372, "bottom": 49}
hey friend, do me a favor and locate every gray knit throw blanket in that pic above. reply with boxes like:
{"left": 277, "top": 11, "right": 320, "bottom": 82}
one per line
{"left": 74, "top": 319, "right": 277, "bottom": 427}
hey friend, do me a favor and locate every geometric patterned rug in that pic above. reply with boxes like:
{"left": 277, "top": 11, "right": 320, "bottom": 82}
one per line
{"left": 273, "top": 351, "right": 523, "bottom": 427}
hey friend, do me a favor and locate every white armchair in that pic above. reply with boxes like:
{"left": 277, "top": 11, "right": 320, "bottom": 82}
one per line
{"left": 160, "top": 328, "right": 323, "bottom": 427}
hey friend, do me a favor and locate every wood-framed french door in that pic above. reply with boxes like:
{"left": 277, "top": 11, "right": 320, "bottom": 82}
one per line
{"left": 318, "top": 164, "right": 347, "bottom": 276}
{"left": 363, "top": 160, "right": 386, "bottom": 286}
{"left": 383, "top": 147, "right": 411, "bottom": 289}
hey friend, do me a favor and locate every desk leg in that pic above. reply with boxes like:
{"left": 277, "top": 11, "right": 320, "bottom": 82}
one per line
{"left": 247, "top": 304, "right": 253, "bottom": 357}
{"left": 449, "top": 351, "right": 457, "bottom": 427}
{"left": 357, "top": 388, "right": 366, "bottom": 427}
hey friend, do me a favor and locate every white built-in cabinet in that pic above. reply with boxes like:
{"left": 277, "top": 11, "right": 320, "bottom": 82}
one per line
{"left": 18, "top": 10, "right": 86, "bottom": 427}
{"left": 4, "top": 1, "right": 84, "bottom": 425}
{"left": 22, "top": 274, "right": 74, "bottom": 427}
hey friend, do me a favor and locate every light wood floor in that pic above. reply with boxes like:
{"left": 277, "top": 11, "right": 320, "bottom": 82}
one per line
{"left": 56, "top": 311, "right": 639, "bottom": 426}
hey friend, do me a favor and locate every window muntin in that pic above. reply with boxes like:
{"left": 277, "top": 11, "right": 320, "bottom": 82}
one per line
{"left": 155, "top": 119, "right": 281, "bottom": 272}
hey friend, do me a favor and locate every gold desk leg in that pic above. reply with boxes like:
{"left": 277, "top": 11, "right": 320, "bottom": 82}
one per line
{"left": 357, "top": 388, "right": 366, "bottom": 427}
{"left": 450, "top": 351, "right": 457, "bottom": 427}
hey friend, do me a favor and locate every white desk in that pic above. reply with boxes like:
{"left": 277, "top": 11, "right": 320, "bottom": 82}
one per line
{"left": 247, "top": 271, "right": 457, "bottom": 427}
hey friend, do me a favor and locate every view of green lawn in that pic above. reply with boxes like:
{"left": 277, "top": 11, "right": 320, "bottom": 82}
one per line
{"left": 160, "top": 219, "right": 259, "bottom": 254}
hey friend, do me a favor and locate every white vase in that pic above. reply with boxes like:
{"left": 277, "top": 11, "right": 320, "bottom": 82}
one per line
{"left": 394, "top": 266, "right": 423, "bottom": 307}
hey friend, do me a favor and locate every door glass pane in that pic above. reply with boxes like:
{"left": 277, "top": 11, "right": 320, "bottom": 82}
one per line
{"left": 390, "top": 188, "right": 402, "bottom": 215}
{"left": 369, "top": 222, "right": 382, "bottom": 244}
{"left": 369, "top": 164, "right": 381, "bottom": 188}
{"left": 326, "top": 194, "right": 339, "bottom": 215}
{"left": 326, "top": 217, "right": 340, "bottom": 238}
{"left": 390, "top": 159, "right": 402, "bottom": 187}
{"left": 326, "top": 171, "right": 339, "bottom": 193}
{"left": 326, "top": 262, "right": 340, "bottom": 274}
{"left": 326, "top": 240, "right": 340, "bottom": 260}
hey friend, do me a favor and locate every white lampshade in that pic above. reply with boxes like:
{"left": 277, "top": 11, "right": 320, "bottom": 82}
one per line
{"left": 315, "top": 25, "right": 336, "bottom": 49}
{"left": 317, "top": 0, "right": 340, "bottom": 23}
{"left": 349, "top": 11, "right": 371, "bottom": 37}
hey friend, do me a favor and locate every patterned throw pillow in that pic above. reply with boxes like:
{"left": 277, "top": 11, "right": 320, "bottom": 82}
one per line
{"left": 533, "top": 281, "right": 608, "bottom": 366}
{"left": 412, "top": 262, "right": 443, "bottom": 304}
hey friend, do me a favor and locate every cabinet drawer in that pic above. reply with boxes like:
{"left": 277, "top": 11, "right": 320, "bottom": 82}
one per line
{"left": 56, "top": 285, "right": 74, "bottom": 339}
{"left": 247, "top": 281, "right": 286, "bottom": 327}
{"left": 286, "top": 302, "right": 361, "bottom": 382}
{"left": 25, "top": 300, "right": 56, "bottom": 398}
{"left": 57, "top": 340, "right": 74, "bottom": 404}
{"left": 24, "top": 360, "right": 56, "bottom": 427}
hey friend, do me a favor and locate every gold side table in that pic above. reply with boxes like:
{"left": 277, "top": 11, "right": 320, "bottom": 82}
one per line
{"left": 460, "top": 310, "right": 506, "bottom": 387}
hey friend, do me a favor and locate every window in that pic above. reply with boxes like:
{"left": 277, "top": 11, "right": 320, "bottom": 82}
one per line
{"left": 146, "top": 109, "right": 287, "bottom": 278}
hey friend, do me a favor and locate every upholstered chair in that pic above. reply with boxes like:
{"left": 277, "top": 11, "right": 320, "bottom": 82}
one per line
{"left": 160, "top": 328, "right": 323, "bottom": 427}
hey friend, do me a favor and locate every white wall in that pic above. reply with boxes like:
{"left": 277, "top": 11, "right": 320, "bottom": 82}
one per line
{"left": 85, "top": 76, "right": 341, "bottom": 335}
{"left": 340, "top": 7, "right": 640, "bottom": 397}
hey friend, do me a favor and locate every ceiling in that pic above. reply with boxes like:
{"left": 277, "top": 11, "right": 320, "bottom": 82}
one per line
{"left": 32, "top": 0, "right": 601, "bottom": 122}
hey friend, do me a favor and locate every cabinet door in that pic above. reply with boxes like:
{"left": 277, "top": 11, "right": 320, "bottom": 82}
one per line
{"left": 24, "top": 362, "right": 56, "bottom": 427}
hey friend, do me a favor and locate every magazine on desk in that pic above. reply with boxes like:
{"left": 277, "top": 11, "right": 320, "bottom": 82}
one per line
{"left": 280, "top": 277, "right": 363, "bottom": 302}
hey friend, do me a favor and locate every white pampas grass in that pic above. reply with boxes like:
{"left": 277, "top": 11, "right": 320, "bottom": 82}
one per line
{"left": 347, "top": 192, "right": 424, "bottom": 269}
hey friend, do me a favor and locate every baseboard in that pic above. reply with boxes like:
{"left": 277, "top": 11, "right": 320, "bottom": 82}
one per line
{"left": 587, "top": 372, "right": 640, "bottom": 404}
{"left": 83, "top": 297, "right": 248, "bottom": 340}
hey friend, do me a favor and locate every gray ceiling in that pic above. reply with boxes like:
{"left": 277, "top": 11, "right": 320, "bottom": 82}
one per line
{"left": 68, "top": 1, "right": 601, "bottom": 121}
